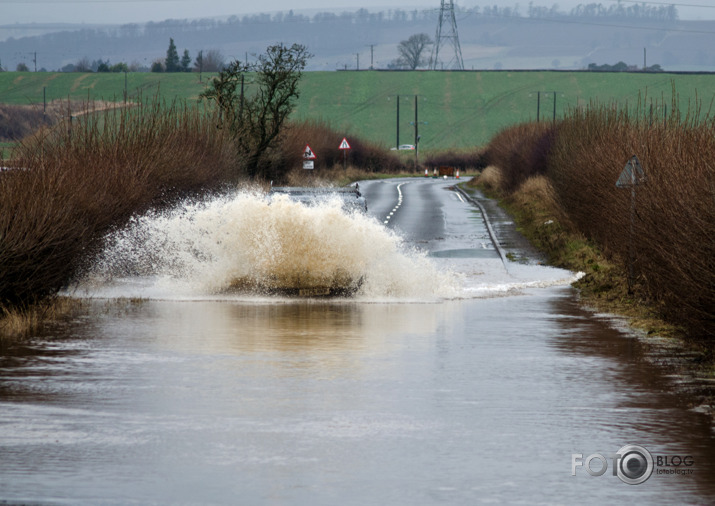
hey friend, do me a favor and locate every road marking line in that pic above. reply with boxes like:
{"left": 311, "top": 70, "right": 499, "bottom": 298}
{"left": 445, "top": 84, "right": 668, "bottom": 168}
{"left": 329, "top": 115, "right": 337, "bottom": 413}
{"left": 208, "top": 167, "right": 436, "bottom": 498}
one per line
{"left": 383, "top": 181, "right": 408, "bottom": 225}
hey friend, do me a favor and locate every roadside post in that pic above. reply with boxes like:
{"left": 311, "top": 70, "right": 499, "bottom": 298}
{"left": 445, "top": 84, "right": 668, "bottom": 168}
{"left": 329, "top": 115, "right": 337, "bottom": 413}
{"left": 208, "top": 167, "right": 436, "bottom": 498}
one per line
{"left": 303, "top": 144, "right": 316, "bottom": 170}
{"left": 616, "top": 155, "right": 647, "bottom": 294}
{"left": 339, "top": 137, "right": 351, "bottom": 170}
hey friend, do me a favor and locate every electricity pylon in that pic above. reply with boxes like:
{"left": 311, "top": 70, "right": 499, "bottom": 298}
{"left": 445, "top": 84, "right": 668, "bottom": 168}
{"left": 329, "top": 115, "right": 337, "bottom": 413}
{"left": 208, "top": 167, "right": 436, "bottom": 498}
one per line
{"left": 430, "top": 0, "right": 464, "bottom": 70}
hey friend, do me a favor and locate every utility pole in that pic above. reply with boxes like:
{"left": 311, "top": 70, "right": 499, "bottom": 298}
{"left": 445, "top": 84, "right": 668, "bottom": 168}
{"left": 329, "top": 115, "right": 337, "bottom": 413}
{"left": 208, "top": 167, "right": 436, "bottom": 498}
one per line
{"left": 197, "top": 50, "right": 203, "bottom": 82}
{"left": 396, "top": 94, "right": 400, "bottom": 150}
{"left": 430, "top": 0, "right": 464, "bottom": 70}
{"left": 536, "top": 91, "right": 540, "bottom": 122}
{"left": 534, "top": 91, "right": 561, "bottom": 123}
{"left": 33, "top": 51, "right": 37, "bottom": 72}
{"left": 367, "top": 44, "right": 375, "bottom": 69}
{"left": 409, "top": 95, "right": 427, "bottom": 169}
{"left": 356, "top": 53, "right": 360, "bottom": 71}
{"left": 414, "top": 95, "right": 418, "bottom": 147}
{"left": 239, "top": 74, "right": 245, "bottom": 118}
{"left": 414, "top": 95, "right": 419, "bottom": 168}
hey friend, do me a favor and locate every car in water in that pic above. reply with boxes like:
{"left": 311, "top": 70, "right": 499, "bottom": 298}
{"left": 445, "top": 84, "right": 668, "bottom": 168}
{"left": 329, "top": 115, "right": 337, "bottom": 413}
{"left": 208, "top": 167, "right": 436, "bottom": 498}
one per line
{"left": 268, "top": 183, "right": 367, "bottom": 213}
{"left": 245, "top": 183, "right": 367, "bottom": 297}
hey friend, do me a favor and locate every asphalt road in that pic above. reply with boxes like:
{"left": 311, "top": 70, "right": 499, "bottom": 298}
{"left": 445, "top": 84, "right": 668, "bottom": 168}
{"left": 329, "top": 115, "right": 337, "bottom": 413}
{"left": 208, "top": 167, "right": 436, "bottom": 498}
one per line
{"left": 359, "top": 176, "right": 458, "bottom": 249}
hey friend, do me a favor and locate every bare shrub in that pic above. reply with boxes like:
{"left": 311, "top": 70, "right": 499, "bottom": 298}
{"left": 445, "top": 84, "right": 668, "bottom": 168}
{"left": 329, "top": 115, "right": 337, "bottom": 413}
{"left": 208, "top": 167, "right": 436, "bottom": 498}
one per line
{"left": 0, "top": 98, "right": 239, "bottom": 313}
{"left": 0, "top": 100, "right": 129, "bottom": 144}
{"left": 478, "top": 91, "right": 713, "bottom": 341}
{"left": 0, "top": 104, "right": 54, "bottom": 141}
{"left": 473, "top": 165, "right": 503, "bottom": 193}
{"left": 423, "top": 149, "right": 488, "bottom": 172}
{"left": 483, "top": 122, "right": 557, "bottom": 193}
{"left": 549, "top": 103, "right": 714, "bottom": 340}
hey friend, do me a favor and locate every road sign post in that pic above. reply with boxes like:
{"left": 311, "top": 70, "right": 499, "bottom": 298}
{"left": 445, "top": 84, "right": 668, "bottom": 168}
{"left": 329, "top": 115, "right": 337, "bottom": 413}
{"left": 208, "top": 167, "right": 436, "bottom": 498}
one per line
{"left": 303, "top": 144, "right": 316, "bottom": 170}
{"left": 339, "top": 137, "right": 351, "bottom": 170}
{"left": 616, "top": 155, "right": 647, "bottom": 294}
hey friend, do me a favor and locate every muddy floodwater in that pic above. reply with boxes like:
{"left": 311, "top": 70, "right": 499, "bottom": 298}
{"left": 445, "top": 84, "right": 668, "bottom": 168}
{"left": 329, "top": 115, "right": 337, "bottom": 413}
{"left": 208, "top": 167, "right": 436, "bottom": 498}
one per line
{"left": 1, "top": 182, "right": 713, "bottom": 504}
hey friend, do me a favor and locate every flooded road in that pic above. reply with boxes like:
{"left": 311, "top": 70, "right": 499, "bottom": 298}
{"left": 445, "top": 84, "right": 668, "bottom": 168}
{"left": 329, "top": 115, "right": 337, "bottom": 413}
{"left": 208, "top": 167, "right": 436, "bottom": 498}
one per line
{"left": 1, "top": 179, "right": 713, "bottom": 504}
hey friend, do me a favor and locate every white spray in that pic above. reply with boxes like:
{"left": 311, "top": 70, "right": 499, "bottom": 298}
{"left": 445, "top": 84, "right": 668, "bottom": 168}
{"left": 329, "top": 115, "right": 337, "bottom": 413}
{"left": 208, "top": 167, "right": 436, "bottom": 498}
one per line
{"left": 79, "top": 191, "right": 460, "bottom": 300}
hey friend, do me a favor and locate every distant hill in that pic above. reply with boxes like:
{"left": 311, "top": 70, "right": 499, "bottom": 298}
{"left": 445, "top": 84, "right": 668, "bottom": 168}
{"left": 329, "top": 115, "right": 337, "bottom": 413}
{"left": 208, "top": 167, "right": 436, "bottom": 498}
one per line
{"left": 1, "top": 5, "right": 715, "bottom": 72}
{"left": 1, "top": 70, "right": 712, "bottom": 150}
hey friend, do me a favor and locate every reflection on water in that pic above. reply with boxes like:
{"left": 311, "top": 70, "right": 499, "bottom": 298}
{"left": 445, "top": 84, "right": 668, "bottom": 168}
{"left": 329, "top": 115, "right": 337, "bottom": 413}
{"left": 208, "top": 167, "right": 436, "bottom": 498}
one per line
{"left": 546, "top": 295, "right": 715, "bottom": 499}
{"left": 1, "top": 293, "right": 713, "bottom": 505}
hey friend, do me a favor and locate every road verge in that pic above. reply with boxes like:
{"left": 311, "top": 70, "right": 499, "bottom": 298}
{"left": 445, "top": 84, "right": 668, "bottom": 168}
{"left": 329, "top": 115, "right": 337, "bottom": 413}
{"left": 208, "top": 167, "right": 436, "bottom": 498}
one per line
{"left": 463, "top": 169, "right": 714, "bottom": 421}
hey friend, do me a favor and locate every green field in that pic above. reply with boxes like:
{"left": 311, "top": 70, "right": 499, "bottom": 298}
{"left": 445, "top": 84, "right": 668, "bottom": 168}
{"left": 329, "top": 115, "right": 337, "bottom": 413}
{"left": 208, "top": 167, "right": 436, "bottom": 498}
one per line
{"left": 2, "top": 70, "right": 714, "bottom": 150}
{"left": 0, "top": 71, "right": 210, "bottom": 105}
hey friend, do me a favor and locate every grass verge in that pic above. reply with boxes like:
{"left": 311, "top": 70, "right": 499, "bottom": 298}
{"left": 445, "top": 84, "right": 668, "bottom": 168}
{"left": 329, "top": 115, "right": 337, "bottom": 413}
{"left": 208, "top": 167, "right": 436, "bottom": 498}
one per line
{"left": 0, "top": 297, "right": 87, "bottom": 341}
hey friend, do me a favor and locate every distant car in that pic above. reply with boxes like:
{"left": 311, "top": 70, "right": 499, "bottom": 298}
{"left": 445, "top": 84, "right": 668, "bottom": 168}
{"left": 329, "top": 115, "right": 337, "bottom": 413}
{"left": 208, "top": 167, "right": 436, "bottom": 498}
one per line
{"left": 390, "top": 144, "right": 415, "bottom": 151}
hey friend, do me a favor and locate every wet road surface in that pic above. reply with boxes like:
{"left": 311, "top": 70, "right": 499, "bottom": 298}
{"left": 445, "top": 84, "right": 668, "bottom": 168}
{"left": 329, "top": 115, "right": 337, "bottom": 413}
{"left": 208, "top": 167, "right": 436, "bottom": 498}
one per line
{"left": 1, "top": 178, "right": 713, "bottom": 504}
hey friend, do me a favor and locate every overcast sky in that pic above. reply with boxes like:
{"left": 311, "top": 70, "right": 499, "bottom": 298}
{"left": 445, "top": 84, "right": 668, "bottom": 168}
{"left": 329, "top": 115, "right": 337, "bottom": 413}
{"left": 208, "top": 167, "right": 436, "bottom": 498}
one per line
{"left": 2, "top": 0, "right": 714, "bottom": 25}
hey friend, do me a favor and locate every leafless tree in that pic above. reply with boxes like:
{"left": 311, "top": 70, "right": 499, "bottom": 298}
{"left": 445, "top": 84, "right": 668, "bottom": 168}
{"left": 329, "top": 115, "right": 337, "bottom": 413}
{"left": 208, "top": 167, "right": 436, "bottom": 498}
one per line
{"left": 74, "top": 57, "right": 91, "bottom": 72}
{"left": 194, "top": 49, "right": 225, "bottom": 72}
{"left": 200, "top": 43, "right": 312, "bottom": 179}
{"left": 396, "top": 33, "right": 433, "bottom": 70}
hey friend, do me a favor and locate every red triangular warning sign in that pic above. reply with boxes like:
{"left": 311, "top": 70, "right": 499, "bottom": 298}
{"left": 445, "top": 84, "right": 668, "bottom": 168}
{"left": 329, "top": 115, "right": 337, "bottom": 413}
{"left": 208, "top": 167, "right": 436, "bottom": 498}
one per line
{"left": 303, "top": 144, "right": 316, "bottom": 160}
{"left": 339, "top": 138, "right": 351, "bottom": 150}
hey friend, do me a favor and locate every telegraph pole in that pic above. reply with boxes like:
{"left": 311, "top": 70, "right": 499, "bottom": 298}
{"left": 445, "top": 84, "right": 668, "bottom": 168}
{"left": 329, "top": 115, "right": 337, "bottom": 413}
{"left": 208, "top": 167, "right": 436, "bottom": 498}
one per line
{"left": 414, "top": 95, "right": 419, "bottom": 168}
{"left": 534, "top": 91, "right": 561, "bottom": 123}
{"left": 410, "top": 95, "right": 427, "bottom": 169}
{"left": 239, "top": 74, "right": 245, "bottom": 118}
{"left": 553, "top": 91, "right": 557, "bottom": 123}
{"left": 197, "top": 50, "right": 203, "bottom": 82}
{"left": 367, "top": 44, "right": 375, "bottom": 69}
{"left": 396, "top": 94, "right": 400, "bottom": 150}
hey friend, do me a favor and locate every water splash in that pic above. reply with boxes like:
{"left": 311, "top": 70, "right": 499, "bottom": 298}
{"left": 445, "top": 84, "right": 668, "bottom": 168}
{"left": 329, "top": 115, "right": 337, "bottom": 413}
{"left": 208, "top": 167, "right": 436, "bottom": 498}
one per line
{"left": 76, "top": 191, "right": 459, "bottom": 300}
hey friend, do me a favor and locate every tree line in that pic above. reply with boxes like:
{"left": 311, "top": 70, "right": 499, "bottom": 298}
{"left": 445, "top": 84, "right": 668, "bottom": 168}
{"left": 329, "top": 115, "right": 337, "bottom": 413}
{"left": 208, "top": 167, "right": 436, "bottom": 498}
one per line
{"left": 130, "top": 3, "right": 679, "bottom": 27}
{"left": 0, "top": 3, "right": 687, "bottom": 72}
{"left": 587, "top": 61, "right": 663, "bottom": 72}
{"left": 47, "top": 39, "right": 225, "bottom": 74}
